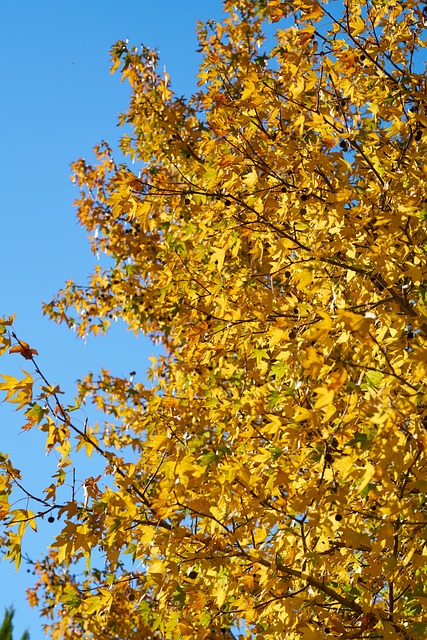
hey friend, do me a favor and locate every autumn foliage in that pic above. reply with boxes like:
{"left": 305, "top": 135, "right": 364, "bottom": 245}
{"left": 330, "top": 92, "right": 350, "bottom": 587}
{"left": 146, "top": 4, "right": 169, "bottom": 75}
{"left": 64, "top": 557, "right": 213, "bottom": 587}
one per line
{"left": 2, "top": 0, "right": 427, "bottom": 637}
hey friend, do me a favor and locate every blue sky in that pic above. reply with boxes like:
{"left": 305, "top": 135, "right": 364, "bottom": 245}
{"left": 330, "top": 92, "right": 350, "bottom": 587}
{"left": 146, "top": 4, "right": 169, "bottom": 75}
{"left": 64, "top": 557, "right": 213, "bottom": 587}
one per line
{"left": 0, "top": 1, "right": 222, "bottom": 637}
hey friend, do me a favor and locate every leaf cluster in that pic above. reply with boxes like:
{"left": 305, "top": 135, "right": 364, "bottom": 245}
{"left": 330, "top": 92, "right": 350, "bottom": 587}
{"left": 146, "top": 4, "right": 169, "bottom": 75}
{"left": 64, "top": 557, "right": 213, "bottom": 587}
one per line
{"left": 3, "top": 1, "right": 427, "bottom": 638}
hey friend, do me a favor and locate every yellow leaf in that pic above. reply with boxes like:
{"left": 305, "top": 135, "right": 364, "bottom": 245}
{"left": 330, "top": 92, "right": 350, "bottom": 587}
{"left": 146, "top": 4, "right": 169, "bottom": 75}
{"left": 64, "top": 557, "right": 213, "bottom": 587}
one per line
{"left": 294, "top": 406, "right": 311, "bottom": 422}
{"left": 211, "top": 247, "right": 226, "bottom": 272}
{"left": 333, "top": 456, "right": 356, "bottom": 478}
{"left": 293, "top": 269, "right": 313, "bottom": 289}
{"left": 358, "top": 462, "right": 375, "bottom": 493}
{"left": 241, "top": 79, "right": 256, "bottom": 100}
{"left": 214, "top": 584, "right": 226, "bottom": 609}
{"left": 148, "top": 560, "right": 165, "bottom": 575}
{"left": 242, "top": 168, "right": 258, "bottom": 188}
{"left": 350, "top": 16, "right": 365, "bottom": 35}
{"left": 139, "top": 525, "right": 155, "bottom": 547}
{"left": 313, "top": 387, "right": 335, "bottom": 410}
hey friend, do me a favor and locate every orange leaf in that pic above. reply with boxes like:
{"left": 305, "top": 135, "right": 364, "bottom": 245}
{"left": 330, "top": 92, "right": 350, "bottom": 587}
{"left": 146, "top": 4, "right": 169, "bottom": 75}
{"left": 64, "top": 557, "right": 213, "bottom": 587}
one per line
{"left": 9, "top": 342, "right": 38, "bottom": 360}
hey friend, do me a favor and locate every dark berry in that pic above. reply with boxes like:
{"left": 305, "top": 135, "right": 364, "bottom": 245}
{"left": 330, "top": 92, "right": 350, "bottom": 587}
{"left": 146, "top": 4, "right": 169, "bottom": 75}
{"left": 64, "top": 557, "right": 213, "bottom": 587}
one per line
{"left": 48, "top": 516, "right": 55, "bottom": 523}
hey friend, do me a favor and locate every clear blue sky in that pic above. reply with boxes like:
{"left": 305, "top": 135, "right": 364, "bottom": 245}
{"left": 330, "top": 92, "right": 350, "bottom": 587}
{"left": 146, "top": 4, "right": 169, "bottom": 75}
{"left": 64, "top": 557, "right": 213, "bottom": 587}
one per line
{"left": 0, "top": 1, "right": 222, "bottom": 637}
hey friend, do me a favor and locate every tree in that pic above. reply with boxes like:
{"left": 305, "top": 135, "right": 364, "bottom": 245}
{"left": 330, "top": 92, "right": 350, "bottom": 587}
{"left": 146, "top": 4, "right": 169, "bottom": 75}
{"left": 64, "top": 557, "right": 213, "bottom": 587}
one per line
{"left": 2, "top": 0, "right": 427, "bottom": 637}
{"left": 0, "top": 607, "right": 29, "bottom": 640}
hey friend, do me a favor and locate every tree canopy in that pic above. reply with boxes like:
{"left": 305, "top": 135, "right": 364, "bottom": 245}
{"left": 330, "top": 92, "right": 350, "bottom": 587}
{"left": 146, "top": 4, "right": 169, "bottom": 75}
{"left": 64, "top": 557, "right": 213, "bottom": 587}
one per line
{"left": 0, "top": 607, "right": 29, "bottom": 640}
{"left": 2, "top": 0, "right": 427, "bottom": 638}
